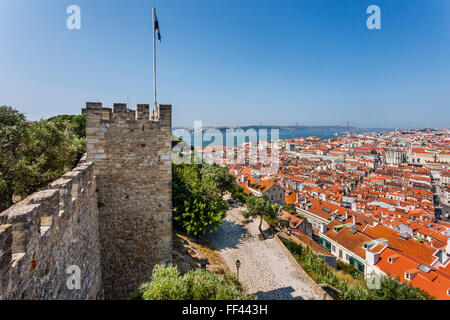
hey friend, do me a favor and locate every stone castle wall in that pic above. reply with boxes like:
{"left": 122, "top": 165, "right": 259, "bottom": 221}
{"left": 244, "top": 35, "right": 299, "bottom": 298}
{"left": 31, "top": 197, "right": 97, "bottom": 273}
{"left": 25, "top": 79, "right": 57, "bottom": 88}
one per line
{"left": 83, "top": 103, "right": 172, "bottom": 299}
{"left": 0, "top": 102, "right": 172, "bottom": 300}
{"left": 0, "top": 157, "right": 103, "bottom": 300}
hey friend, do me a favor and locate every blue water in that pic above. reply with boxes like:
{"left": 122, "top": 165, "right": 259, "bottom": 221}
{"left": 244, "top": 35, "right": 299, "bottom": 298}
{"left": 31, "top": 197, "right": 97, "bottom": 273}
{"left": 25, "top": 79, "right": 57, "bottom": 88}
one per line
{"left": 173, "top": 127, "right": 390, "bottom": 147}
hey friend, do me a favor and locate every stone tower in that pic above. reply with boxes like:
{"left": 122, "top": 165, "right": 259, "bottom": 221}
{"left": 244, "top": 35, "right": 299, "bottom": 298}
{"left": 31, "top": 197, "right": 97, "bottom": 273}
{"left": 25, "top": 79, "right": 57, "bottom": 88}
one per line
{"left": 83, "top": 102, "right": 172, "bottom": 299}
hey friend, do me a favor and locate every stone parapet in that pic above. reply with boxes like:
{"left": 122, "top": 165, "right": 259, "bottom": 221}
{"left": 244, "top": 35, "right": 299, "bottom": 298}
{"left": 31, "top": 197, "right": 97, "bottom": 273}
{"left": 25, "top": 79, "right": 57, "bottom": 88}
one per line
{"left": 0, "top": 158, "right": 103, "bottom": 300}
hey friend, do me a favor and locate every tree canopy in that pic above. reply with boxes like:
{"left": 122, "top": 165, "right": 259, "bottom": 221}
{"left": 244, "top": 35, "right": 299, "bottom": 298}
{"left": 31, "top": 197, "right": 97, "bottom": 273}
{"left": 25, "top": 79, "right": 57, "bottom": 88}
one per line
{"left": 201, "top": 163, "right": 236, "bottom": 196}
{"left": 0, "top": 106, "right": 86, "bottom": 211}
{"left": 173, "top": 161, "right": 235, "bottom": 236}
{"left": 243, "top": 195, "right": 277, "bottom": 238}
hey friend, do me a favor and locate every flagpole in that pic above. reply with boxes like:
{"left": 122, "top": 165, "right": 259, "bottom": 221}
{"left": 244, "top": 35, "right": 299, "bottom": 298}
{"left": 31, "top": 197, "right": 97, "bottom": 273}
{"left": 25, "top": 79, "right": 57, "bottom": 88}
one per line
{"left": 152, "top": 6, "right": 157, "bottom": 115}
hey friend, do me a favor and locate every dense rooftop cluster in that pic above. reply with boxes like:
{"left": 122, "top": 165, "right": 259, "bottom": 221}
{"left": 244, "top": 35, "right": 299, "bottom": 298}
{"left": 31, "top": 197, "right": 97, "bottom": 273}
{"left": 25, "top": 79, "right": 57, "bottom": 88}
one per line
{"left": 201, "top": 128, "right": 450, "bottom": 299}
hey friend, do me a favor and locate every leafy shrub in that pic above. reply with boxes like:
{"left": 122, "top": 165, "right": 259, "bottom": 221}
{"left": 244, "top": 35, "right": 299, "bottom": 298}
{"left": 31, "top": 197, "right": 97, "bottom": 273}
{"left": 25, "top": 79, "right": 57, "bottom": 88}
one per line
{"left": 368, "top": 275, "right": 433, "bottom": 300}
{"left": 136, "top": 264, "right": 254, "bottom": 300}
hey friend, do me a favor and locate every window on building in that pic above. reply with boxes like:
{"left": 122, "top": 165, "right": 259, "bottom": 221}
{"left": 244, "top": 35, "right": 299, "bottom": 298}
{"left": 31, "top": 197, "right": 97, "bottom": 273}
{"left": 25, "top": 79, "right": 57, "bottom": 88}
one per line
{"left": 405, "top": 272, "right": 410, "bottom": 280}
{"left": 346, "top": 254, "right": 349, "bottom": 261}
{"left": 349, "top": 256, "right": 365, "bottom": 273}
{"left": 319, "top": 238, "right": 332, "bottom": 252}
{"left": 331, "top": 245, "right": 336, "bottom": 253}
{"left": 339, "top": 250, "right": 343, "bottom": 259}
{"left": 447, "top": 289, "right": 450, "bottom": 296}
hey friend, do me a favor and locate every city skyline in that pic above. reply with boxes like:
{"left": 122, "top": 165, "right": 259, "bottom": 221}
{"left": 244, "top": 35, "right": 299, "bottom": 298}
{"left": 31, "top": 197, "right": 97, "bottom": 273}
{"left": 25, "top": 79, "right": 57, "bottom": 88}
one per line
{"left": 0, "top": 0, "right": 449, "bottom": 128}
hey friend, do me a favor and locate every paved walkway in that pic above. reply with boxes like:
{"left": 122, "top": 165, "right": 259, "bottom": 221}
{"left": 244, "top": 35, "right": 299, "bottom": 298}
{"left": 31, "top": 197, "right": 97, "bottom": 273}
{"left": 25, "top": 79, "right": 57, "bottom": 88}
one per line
{"left": 206, "top": 203, "right": 321, "bottom": 300}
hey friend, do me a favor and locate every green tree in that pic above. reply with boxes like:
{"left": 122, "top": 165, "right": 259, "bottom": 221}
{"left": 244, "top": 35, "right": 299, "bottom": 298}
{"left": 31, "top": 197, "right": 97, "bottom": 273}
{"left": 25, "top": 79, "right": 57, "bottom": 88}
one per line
{"left": 243, "top": 195, "right": 276, "bottom": 239}
{"left": 0, "top": 106, "right": 27, "bottom": 211}
{"left": 176, "top": 194, "right": 228, "bottom": 236}
{"left": 12, "top": 119, "right": 85, "bottom": 198}
{"left": 0, "top": 106, "right": 86, "bottom": 211}
{"left": 136, "top": 264, "right": 254, "bottom": 300}
{"left": 231, "top": 185, "right": 248, "bottom": 204}
{"left": 172, "top": 163, "right": 228, "bottom": 236}
{"left": 201, "top": 163, "right": 236, "bottom": 196}
{"left": 47, "top": 114, "right": 86, "bottom": 139}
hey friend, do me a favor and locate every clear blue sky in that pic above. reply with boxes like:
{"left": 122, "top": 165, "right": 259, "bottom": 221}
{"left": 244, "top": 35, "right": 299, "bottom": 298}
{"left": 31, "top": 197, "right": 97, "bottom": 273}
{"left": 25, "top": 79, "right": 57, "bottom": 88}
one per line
{"left": 0, "top": 0, "right": 449, "bottom": 128}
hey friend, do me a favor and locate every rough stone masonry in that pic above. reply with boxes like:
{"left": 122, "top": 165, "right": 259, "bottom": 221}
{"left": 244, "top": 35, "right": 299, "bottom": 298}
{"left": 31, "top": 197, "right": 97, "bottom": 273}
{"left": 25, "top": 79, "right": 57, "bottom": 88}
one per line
{"left": 0, "top": 102, "right": 172, "bottom": 300}
{"left": 83, "top": 103, "right": 173, "bottom": 299}
{"left": 0, "top": 157, "right": 103, "bottom": 299}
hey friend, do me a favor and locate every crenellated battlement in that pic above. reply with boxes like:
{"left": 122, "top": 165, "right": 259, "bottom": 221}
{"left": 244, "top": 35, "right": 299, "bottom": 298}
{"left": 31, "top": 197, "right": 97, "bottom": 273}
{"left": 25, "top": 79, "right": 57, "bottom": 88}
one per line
{"left": 0, "top": 156, "right": 103, "bottom": 300}
{"left": 82, "top": 102, "right": 171, "bottom": 125}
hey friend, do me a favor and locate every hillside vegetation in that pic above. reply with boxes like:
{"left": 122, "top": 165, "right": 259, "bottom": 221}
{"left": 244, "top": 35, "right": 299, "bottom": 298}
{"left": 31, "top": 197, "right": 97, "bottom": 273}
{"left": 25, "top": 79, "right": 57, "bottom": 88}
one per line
{"left": 134, "top": 264, "right": 254, "bottom": 300}
{"left": 0, "top": 106, "right": 86, "bottom": 211}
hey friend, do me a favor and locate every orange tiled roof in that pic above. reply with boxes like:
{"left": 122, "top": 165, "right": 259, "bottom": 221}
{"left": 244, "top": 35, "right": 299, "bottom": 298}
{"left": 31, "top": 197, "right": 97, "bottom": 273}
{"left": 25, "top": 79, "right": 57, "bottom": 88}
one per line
{"left": 285, "top": 192, "right": 298, "bottom": 205}
{"left": 323, "top": 220, "right": 372, "bottom": 260}
{"left": 363, "top": 224, "right": 438, "bottom": 265}
{"left": 376, "top": 247, "right": 450, "bottom": 300}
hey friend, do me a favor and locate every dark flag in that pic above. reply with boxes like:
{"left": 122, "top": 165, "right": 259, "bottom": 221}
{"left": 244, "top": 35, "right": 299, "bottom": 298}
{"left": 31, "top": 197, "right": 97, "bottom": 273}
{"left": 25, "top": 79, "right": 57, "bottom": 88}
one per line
{"left": 154, "top": 12, "right": 161, "bottom": 42}
{"left": 152, "top": 7, "right": 161, "bottom": 110}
